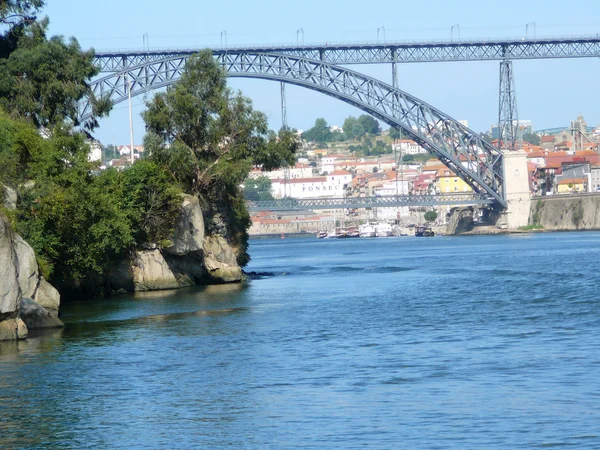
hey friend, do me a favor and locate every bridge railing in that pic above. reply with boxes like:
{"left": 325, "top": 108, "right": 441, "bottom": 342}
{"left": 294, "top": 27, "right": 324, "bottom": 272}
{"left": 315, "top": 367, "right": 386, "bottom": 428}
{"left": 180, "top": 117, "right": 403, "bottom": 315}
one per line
{"left": 94, "top": 34, "right": 600, "bottom": 55}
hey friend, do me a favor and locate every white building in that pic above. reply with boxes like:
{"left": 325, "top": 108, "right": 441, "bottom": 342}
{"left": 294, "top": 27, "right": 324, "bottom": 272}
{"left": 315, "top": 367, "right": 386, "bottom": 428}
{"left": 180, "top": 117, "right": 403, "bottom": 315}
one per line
{"left": 271, "top": 176, "right": 346, "bottom": 199}
{"left": 86, "top": 139, "right": 102, "bottom": 162}
{"left": 392, "top": 139, "right": 427, "bottom": 155}
{"left": 249, "top": 162, "right": 314, "bottom": 180}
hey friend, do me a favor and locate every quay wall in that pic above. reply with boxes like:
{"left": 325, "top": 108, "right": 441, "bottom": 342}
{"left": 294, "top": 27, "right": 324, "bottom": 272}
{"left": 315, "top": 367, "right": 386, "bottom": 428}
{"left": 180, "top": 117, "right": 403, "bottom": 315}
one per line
{"left": 529, "top": 194, "right": 600, "bottom": 231}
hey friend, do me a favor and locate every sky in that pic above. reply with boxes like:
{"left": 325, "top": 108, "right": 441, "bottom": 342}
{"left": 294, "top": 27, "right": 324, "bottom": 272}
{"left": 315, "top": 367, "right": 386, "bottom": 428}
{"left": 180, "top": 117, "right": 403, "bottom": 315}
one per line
{"left": 43, "top": 0, "right": 600, "bottom": 147}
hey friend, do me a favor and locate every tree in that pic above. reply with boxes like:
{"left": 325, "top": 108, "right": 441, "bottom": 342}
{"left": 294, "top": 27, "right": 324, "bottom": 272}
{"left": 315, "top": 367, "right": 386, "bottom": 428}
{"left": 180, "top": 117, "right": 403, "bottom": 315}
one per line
{"left": 523, "top": 132, "right": 541, "bottom": 146}
{"left": 343, "top": 116, "right": 363, "bottom": 140}
{"left": 424, "top": 210, "right": 438, "bottom": 222}
{"left": 0, "top": 10, "right": 111, "bottom": 130}
{"left": 243, "top": 176, "right": 273, "bottom": 201}
{"left": 358, "top": 114, "right": 381, "bottom": 135}
{"left": 0, "top": 0, "right": 44, "bottom": 28}
{"left": 143, "top": 50, "right": 298, "bottom": 265}
{"left": 302, "top": 117, "right": 332, "bottom": 143}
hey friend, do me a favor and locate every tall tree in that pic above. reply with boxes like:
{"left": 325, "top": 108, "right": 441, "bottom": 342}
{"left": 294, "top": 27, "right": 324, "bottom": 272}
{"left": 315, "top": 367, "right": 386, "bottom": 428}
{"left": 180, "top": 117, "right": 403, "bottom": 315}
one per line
{"left": 302, "top": 117, "right": 332, "bottom": 143}
{"left": 143, "top": 50, "right": 298, "bottom": 264}
{"left": 358, "top": 114, "right": 381, "bottom": 135}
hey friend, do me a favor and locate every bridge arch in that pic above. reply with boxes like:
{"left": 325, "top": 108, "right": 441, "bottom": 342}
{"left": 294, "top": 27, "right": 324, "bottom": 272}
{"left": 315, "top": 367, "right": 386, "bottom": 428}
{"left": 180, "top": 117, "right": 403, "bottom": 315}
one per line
{"left": 83, "top": 52, "right": 506, "bottom": 206}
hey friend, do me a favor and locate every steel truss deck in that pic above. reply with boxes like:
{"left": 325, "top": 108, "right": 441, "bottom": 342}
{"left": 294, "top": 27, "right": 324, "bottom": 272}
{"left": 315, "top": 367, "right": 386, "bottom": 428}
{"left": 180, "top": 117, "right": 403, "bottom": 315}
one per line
{"left": 247, "top": 194, "right": 495, "bottom": 212}
{"left": 93, "top": 36, "right": 600, "bottom": 71}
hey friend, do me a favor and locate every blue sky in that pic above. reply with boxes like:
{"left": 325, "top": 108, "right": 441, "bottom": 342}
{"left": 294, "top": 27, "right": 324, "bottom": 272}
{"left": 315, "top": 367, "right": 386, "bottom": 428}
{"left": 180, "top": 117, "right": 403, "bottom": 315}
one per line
{"left": 44, "top": 0, "right": 600, "bottom": 146}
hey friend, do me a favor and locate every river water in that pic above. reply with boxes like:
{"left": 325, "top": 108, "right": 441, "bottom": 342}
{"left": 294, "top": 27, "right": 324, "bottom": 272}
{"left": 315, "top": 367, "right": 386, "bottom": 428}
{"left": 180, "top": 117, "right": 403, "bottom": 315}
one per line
{"left": 1, "top": 232, "right": 600, "bottom": 449}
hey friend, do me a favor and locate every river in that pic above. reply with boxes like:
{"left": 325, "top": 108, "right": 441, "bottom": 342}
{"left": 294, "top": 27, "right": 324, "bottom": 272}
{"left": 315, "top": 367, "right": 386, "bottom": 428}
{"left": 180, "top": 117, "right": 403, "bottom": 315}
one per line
{"left": 1, "top": 232, "right": 599, "bottom": 448}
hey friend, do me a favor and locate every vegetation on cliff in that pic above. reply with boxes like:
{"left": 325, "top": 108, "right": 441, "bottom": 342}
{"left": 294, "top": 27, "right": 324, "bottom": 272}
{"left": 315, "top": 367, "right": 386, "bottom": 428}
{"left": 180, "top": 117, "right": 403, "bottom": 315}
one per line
{"left": 1, "top": 3, "right": 297, "bottom": 293}
{"left": 143, "top": 50, "right": 298, "bottom": 265}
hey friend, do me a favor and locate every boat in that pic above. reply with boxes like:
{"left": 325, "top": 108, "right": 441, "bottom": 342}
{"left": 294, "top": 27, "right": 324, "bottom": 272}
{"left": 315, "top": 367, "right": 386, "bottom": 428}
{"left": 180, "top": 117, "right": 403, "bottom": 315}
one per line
{"left": 359, "top": 222, "right": 376, "bottom": 238}
{"left": 316, "top": 230, "right": 328, "bottom": 239}
{"left": 415, "top": 225, "right": 435, "bottom": 237}
{"left": 375, "top": 222, "right": 393, "bottom": 237}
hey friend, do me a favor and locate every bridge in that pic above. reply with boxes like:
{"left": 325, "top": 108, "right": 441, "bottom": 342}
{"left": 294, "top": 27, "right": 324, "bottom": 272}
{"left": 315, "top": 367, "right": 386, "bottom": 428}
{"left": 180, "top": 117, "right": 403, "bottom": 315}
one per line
{"left": 84, "top": 35, "right": 600, "bottom": 223}
{"left": 247, "top": 194, "right": 495, "bottom": 212}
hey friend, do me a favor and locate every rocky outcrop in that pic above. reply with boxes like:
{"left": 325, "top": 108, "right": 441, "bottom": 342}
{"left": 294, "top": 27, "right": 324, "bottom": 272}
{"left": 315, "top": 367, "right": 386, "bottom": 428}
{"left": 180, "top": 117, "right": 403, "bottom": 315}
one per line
{"left": 19, "top": 298, "right": 63, "bottom": 330}
{"left": 130, "top": 249, "right": 202, "bottom": 291}
{"left": 108, "top": 194, "right": 243, "bottom": 292}
{"left": 0, "top": 215, "right": 21, "bottom": 317}
{"left": 164, "top": 194, "right": 204, "bottom": 256}
{"left": 446, "top": 207, "right": 475, "bottom": 235}
{"left": 203, "top": 235, "right": 243, "bottom": 282}
{"left": 1, "top": 184, "right": 17, "bottom": 210}
{"left": 0, "top": 214, "right": 63, "bottom": 340}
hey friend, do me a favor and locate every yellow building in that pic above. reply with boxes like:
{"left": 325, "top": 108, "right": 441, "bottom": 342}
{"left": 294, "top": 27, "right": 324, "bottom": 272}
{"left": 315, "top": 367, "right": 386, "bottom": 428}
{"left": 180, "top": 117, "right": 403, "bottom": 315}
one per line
{"left": 557, "top": 177, "right": 587, "bottom": 194}
{"left": 435, "top": 169, "right": 473, "bottom": 194}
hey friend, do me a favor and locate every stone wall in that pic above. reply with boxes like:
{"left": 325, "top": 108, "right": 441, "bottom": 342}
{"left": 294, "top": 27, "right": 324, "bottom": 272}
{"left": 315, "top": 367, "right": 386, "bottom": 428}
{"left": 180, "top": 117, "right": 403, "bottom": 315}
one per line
{"left": 529, "top": 195, "right": 600, "bottom": 231}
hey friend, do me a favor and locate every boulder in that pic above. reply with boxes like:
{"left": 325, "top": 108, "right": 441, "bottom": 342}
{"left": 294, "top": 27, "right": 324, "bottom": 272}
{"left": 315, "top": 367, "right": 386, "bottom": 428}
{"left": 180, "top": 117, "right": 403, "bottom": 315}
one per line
{"left": 164, "top": 195, "right": 205, "bottom": 256}
{"left": 203, "top": 235, "right": 243, "bottom": 283}
{"left": 19, "top": 298, "right": 63, "bottom": 330}
{"left": 1, "top": 184, "right": 17, "bottom": 210}
{"left": 0, "top": 215, "right": 20, "bottom": 315}
{"left": 13, "top": 234, "right": 40, "bottom": 299}
{"left": 0, "top": 318, "right": 27, "bottom": 341}
{"left": 34, "top": 279, "right": 61, "bottom": 315}
{"left": 131, "top": 249, "right": 196, "bottom": 291}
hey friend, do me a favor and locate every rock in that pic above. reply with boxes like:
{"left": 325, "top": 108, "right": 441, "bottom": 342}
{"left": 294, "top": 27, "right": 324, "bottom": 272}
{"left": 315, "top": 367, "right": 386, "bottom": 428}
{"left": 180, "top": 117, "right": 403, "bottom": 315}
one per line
{"left": 19, "top": 298, "right": 64, "bottom": 330}
{"left": 13, "top": 234, "right": 40, "bottom": 299}
{"left": 107, "top": 259, "right": 135, "bottom": 292}
{"left": 0, "top": 318, "right": 27, "bottom": 341}
{"left": 1, "top": 184, "right": 17, "bottom": 210}
{"left": 446, "top": 207, "right": 475, "bottom": 235}
{"left": 34, "top": 279, "right": 60, "bottom": 315}
{"left": 164, "top": 195, "right": 205, "bottom": 256}
{"left": 0, "top": 215, "right": 20, "bottom": 315}
{"left": 131, "top": 249, "right": 196, "bottom": 291}
{"left": 203, "top": 235, "right": 243, "bottom": 283}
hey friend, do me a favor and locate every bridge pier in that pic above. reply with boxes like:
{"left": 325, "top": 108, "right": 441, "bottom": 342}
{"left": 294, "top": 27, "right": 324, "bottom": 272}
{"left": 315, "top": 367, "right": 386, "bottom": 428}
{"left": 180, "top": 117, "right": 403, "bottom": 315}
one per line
{"left": 501, "top": 149, "right": 531, "bottom": 229}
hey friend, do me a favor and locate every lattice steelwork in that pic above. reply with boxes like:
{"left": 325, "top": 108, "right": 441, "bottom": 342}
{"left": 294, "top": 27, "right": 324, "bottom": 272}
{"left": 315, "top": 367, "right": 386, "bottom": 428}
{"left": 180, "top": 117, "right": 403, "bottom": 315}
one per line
{"left": 248, "top": 194, "right": 494, "bottom": 212}
{"left": 93, "top": 36, "right": 600, "bottom": 71}
{"left": 498, "top": 60, "right": 520, "bottom": 151}
{"left": 82, "top": 53, "right": 506, "bottom": 205}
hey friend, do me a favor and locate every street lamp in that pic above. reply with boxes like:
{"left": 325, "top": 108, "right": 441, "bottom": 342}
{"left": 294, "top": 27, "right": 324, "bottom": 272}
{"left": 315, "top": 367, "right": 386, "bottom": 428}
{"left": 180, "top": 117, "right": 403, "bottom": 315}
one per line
{"left": 297, "top": 28, "right": 304, "bottom": 45}
{"left": 118, "top": 73, "right": 135, "bottom": 165}
{"left": 377, "top": 26, "right": 386, "bottom": 43}
{"left": 451, "top": 24, "right": 460, "bottom": 41}
{"left": 526, "top": 22, "right": 536, "bottom": 39}
{"left": 220, "top": 30, "right": 227, "bottom": 48}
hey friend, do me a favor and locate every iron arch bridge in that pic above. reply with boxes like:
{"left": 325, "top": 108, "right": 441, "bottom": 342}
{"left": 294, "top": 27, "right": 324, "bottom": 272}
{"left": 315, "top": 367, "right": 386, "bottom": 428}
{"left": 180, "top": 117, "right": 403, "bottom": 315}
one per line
{"left": 83, "top": 52, "right": 506, "bottom": 207}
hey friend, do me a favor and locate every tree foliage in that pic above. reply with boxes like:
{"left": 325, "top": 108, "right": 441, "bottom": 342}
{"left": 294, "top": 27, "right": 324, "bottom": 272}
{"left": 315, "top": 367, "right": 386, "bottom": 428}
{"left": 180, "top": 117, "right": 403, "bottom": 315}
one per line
{"left": 301, "top": 117, "right": 332, "bottom": 143}
{"left": 0, "top": 9, "right": 111, "bottom": 130}
{"left": 243, "top": 176, "right": 274, "bottom": 202}
{"left": 0, "top": 111, "right": 182, "bottom": 294}
{"left": 523, "top": 132, "right": 541, "bottom": 146}
{"left": 0, "top": 0, "right": 44, "bottom": 28}
{"left": 424, "top": 210, "right": 438, "bottom": 222}
{"left": 143, "top": 50, "right": 298, "bottom": 265}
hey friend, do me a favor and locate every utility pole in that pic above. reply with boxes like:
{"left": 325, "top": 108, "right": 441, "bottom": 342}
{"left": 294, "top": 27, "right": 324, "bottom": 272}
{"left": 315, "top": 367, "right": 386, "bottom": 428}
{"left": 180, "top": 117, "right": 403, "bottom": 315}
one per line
{"left": 126, "top": 75, "right": 135, "bottom": 164}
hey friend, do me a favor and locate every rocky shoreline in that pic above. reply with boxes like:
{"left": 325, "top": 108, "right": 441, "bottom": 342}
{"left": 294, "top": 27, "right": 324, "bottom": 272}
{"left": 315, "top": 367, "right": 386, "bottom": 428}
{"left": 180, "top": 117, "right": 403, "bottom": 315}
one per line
{"left": 1, "top": 193, "right": 244, "bottom": 341}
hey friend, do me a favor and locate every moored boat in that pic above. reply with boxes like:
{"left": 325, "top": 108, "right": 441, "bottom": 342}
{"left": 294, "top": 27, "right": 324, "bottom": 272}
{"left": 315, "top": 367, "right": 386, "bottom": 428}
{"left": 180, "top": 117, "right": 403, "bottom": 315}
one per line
{"left": 415, "top": 225, "right": 435, "bottom": 237}
{"left": 375, "top": 222, "right": 393, "bottom": 237}
{"left": 359, "top": 222, "right": 376, "bottom": 238}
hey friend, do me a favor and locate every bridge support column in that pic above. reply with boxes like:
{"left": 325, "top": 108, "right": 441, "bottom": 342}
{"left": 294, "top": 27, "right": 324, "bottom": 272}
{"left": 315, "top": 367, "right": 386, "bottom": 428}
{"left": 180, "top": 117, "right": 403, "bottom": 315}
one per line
{"left": 280, "top": 82, "right": 288, "bottom": 130}
{"left": 501, "top": 149, "right": 531, "bottom": 229}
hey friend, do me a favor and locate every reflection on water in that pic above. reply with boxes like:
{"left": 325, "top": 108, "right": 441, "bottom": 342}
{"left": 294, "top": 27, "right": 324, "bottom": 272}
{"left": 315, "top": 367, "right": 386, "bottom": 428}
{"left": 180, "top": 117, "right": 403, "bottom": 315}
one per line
{"left": 1, "top": 232, "right": 600, "bottom": 448}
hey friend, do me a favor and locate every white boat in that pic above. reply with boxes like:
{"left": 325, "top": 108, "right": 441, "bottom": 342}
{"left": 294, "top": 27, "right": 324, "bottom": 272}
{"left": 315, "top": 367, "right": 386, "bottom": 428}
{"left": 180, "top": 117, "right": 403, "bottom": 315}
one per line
{"left": 359, "top": 223, "right": 376, "bottom": 238}
{"left": 375, "top": 222, "right": 393, "bottom": 237}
